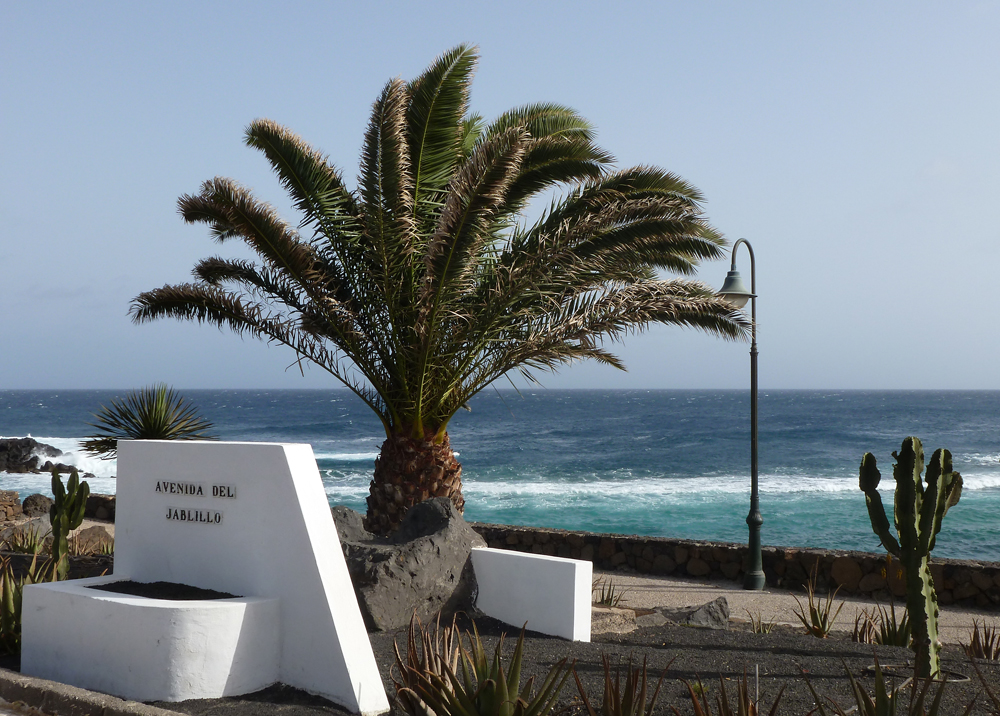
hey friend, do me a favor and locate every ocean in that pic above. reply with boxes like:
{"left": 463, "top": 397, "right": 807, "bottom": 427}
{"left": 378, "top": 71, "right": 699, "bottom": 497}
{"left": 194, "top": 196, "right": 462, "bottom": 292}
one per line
{"left": 1, "top": 389, "right": 998, "bottom": 562}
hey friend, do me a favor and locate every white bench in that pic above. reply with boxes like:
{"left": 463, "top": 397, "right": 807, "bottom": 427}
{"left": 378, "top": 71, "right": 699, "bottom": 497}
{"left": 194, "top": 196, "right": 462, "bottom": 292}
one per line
{"left": 471, "top": 547, "right": 591, "bottom": 641}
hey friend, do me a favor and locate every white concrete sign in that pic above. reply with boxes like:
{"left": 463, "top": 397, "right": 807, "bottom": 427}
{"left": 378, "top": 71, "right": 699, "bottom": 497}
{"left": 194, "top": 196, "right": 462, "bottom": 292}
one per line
{"left": 471, "top": 547, "right": 592, "bottom": 641}
{"left": 22, "top": 440, "right": 389, "bottom": 715}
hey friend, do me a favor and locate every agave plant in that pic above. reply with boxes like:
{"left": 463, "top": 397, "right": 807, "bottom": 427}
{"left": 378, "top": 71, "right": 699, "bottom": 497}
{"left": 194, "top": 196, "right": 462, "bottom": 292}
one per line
{"left": 129, "top": 44, "right": 750, "bottom": 534}
{"left": 81, "top": 383, "right": 216, "bottom": 459}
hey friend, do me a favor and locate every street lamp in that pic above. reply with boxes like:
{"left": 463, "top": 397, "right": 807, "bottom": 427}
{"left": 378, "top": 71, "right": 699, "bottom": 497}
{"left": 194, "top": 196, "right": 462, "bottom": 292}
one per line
{"left": 717, "top": 239, "right": 765, "bottom": 591}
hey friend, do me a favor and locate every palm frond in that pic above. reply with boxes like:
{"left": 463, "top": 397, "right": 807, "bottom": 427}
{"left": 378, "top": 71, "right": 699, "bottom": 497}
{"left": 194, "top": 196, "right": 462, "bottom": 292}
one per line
{"left": 134, "top": 44, "right": 750, "bottom": 442}
{"left": 406, "top": 44, "right": 477, "bottom": 219}
{"left": 243, "top": 118, "right": 361, "bottom": 235}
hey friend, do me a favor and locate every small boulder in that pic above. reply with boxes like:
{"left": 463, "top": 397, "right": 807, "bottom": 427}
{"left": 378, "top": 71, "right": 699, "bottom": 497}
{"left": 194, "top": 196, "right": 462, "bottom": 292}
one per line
{"left": 659, "top": 596, "right": 731, "bottom": 630}
{"left": 686, "top": 596, "right": 730, "bottom": 629}
{"left": 334, "top": 498, "right": 485, "bottom": 631}
{"left": 591, "top": 606, "right": 637, "bottom": 634}
{"left": 21, "top": 494, "right": 54, "bottom": 518}
{"left": 74, "top": 525, "right": 114, "bottom": 552}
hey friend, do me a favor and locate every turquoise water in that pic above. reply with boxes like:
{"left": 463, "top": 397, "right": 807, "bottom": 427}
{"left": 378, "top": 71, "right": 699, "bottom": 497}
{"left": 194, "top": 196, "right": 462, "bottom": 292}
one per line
{"left": 1, "top": 389, "right": 998, "bottom": 561}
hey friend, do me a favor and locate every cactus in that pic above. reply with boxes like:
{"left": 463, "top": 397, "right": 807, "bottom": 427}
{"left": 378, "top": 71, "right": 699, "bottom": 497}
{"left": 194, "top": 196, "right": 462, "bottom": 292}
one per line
{"left": 859, "top": 436, "right": 962, "bottom": 678}
{"left": 50, "top": 468, "right": 90, "bottom": 581}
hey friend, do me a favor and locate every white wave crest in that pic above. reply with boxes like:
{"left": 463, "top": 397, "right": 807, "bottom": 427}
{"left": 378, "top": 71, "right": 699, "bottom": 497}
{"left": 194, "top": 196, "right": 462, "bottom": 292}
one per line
{"left": 313, "top": 451, "right": 379, "bottom": 462}
{"left": 962, "top": 453, "right": 1000, "bottom": 466}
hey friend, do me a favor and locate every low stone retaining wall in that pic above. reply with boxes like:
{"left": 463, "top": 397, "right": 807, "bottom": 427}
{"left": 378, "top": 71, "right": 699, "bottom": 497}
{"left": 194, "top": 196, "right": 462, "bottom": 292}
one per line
{"left": 470, "top": 523, "right": 1000, "bottom": 612}
{"left": 0, "top": 492, "right": 22, "bottom": 522}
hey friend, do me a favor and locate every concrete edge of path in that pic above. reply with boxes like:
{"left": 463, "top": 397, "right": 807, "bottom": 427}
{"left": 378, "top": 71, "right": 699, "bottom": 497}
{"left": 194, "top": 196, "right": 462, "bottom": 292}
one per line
{"left": 0, "top": 668, "right": 186, "bottom": 716}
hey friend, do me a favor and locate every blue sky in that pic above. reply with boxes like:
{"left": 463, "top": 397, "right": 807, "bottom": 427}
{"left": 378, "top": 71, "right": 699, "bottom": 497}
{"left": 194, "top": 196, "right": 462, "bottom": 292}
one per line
{"left": 2, "top": 2, "right": 998, "bottom": 390}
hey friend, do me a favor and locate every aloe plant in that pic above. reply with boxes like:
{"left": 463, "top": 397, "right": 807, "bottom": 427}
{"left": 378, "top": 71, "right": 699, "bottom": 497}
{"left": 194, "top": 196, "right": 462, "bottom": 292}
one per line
{"left": 574, "top": 654, "right": 672, "bottom": 716}
{"left": 859, "top": 437, "right": 962, "bottom": 677}
{"left": 673, "top": 672, "right": 784, "bottom": 716}
{"left": 792, "top": 562, "right": 844, "bottom": 638}
{"left": 393, "top": 617, "right": 570, "bottom": 716}
{"left": 805, "top": 656, "right": 974, "bottom": 716}
{"left": 0, "top": 552, "right": 52, "bottom": 654}
{"left": 50, "top": 468, "right": 90, "bottom": 581}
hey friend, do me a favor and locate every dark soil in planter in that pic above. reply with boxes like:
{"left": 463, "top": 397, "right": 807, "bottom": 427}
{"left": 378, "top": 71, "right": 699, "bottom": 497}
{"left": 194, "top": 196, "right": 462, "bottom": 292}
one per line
{"left": 156, "top": 615, "right": 1000, "bottom": 716}
{"left": 89, "top": 580, "right": 238, "bottom": 600}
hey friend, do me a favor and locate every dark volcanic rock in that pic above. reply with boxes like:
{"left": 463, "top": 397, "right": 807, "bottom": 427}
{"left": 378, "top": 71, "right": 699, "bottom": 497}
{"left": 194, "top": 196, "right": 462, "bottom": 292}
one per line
{"left": 0, "top": 438, "right": 62, "bottom": 474}
{"left": 85, "top": 493, "right": 116, "bottom": 521}
{"left": 39, "top": 461, "right": 77, "bottom": 474}
{"left": 659, "top": 595, "right": 731, "bottom": 630}
{"left": 21, "top": 493, "right": 54, "bottom": 518}
{"left": 333, "top": 498, "right": 485, "bottom": 631}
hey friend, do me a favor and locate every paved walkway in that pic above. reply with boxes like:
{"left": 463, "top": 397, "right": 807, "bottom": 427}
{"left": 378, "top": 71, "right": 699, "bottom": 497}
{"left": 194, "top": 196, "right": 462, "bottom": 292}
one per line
{"left": 596, "top": 571, "right": 997, "bottom": 645}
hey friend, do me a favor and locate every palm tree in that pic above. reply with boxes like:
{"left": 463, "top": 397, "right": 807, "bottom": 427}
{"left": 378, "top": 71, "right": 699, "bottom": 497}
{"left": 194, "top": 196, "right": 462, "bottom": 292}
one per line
{"left": 130, "top": 45, "right": 750, "bottom": 534}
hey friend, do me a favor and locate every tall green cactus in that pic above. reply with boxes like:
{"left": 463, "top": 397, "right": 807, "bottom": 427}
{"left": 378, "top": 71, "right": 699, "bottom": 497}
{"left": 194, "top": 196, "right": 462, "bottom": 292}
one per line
{"left": 859, "top": 436, "right": 962, "bottom": 678}
{"left": 50, "top": 468, "right": 90, "bottom": 581}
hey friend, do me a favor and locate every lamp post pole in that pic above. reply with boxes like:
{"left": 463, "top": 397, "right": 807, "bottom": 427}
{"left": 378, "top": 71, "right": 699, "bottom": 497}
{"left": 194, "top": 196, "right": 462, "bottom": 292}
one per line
{"left": 717, "top": 239, "right": 765, "bottom": 591}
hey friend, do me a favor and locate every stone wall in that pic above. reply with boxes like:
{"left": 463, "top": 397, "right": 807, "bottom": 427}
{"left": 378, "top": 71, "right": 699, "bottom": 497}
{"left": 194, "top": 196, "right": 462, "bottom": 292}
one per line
{"left": 0, "top": 491, "right": 22, "bottom": 522}
{"left": 470, "top": 522, "right": 1000, "bottom": 612}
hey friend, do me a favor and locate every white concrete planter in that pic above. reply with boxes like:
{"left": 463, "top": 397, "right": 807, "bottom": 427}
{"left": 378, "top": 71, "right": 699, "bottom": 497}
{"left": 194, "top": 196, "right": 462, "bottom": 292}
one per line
{"left": 21, "top": 441, "right": 389, "bottom": 715}
{"left": 21, "top": 575, "right": 280, "bottom": 702}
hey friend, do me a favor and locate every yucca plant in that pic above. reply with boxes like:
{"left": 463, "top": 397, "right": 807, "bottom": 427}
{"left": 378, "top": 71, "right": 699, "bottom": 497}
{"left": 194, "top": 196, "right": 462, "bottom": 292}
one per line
{"left": 792, "top": 563, "right": 844, "bottom": 638}
{"left": 574, "top": 654, "right": 672, "bottom": 716}
{"left": 805, "top": 656, "right": 974, "bottom": 716}
{"left": 81, "top": 383, "right": 216, "bottom": 459}
{"left": 673, "top": 672, "right": 784, "bottom": 716}
{"left": 964, "top": 619, "right": 1000, "bottom": 661}
{"left": 129, "top": 44, "right": 750, "bottom": 534}
{"left": 394, "top": 617, "right": 570, "bottom": 716}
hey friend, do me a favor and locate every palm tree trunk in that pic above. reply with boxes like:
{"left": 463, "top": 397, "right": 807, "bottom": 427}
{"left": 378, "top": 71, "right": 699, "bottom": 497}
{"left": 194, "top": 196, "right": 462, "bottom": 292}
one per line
{"left": 364, "top": 431, "right": 464, "bottom": 534}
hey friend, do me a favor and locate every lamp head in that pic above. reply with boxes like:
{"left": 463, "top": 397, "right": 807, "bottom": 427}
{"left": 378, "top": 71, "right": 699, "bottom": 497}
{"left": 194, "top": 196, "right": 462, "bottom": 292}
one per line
{"left": 717, "top": 269, "right": 754, "bottom": 309}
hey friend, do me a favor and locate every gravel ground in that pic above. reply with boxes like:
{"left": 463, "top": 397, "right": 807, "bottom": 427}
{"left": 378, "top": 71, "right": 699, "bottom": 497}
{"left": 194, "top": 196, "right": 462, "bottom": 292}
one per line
{"left": 159, "top": 615, "right": 1000, "bottom": 716}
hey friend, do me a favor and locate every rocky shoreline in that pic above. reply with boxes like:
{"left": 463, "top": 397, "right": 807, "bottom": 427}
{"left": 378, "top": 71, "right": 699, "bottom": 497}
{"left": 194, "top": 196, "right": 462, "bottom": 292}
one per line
{"left": 0, "top": 438, "right": 93, "bottom": 477}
